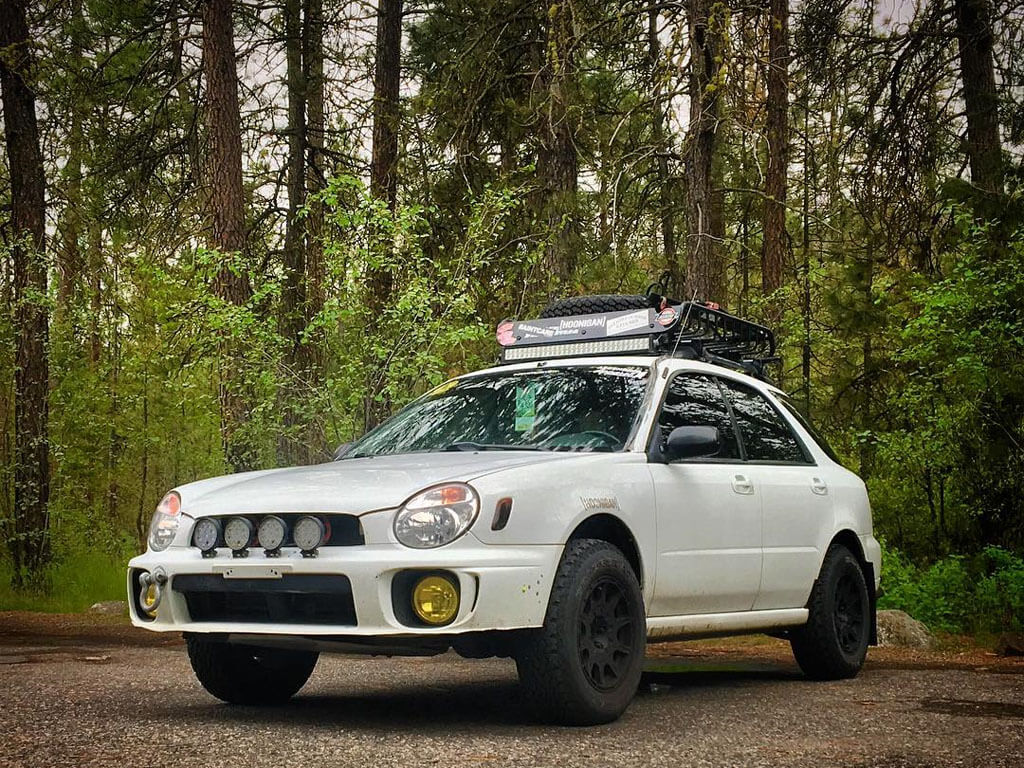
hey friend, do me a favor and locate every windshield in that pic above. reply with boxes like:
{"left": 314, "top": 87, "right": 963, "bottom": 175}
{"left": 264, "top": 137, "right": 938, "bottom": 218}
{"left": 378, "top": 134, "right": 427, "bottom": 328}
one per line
{"left": 345, "top": 365, "right": 651, "bottom": 458}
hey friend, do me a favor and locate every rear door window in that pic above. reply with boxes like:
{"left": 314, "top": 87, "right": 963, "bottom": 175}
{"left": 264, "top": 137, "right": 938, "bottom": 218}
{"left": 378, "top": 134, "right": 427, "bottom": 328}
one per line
{"left": 718, "top": 380, "right": 811, "bottom": 464}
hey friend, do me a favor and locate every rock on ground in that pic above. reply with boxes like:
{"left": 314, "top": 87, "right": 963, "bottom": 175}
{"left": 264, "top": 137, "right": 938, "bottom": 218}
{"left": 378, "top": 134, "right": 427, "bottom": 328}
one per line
{"left": 88, "top": 601, "right": 128, "bottom": 616}
{"left": 876, "top": 609, "right": 934, "bottom": 649}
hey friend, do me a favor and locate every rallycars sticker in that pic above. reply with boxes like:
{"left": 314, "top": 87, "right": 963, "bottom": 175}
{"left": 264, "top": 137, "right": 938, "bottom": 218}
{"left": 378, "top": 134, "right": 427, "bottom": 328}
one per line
{"left": 606, "top": 309, "right": 650, "bottom": 336}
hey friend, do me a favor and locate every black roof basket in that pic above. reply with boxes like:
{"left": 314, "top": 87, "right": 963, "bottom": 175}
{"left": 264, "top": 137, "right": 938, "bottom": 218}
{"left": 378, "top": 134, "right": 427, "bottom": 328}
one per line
{"left": 495, "top": 300, "right": 778, "bottom": 381}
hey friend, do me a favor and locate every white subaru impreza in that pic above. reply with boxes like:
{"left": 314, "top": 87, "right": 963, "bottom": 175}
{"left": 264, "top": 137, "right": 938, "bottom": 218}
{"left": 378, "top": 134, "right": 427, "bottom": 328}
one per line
{"left": 128, "top": 294, "right": 880, "bottom": 725}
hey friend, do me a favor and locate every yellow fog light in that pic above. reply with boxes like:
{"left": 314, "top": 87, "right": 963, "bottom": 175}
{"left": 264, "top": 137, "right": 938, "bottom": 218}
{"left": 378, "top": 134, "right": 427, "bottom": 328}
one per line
{"left": 411, "top": 574, "right": 459, "bottom": 626}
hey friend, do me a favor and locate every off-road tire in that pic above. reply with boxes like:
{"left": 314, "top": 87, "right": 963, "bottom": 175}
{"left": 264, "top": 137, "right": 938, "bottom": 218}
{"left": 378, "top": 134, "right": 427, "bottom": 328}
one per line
{"left": 515, "top": 539, "right": 646, "bottom": 725}
{"left": 540, "top": 294, "right": 651, "bottom": 319}
{"left": 186, "top": 637, "right": 318, "bottom": 705}
{"left": 790, "top": 544, "right": 871, "bottom": 680}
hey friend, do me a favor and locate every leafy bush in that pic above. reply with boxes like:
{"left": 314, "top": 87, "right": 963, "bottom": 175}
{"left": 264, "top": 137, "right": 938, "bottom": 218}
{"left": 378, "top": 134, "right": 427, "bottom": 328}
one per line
{"left": 878, "top": 541, "right": 1024, "bottom": 634}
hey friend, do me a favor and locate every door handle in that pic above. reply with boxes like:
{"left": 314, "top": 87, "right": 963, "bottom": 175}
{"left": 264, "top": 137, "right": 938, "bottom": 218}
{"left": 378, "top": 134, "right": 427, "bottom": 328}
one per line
{"left": 732, "top": 474, "right": 754, "bottom": 495}
{"left": 811, "top": 477, "right": 828, "bottom": 495}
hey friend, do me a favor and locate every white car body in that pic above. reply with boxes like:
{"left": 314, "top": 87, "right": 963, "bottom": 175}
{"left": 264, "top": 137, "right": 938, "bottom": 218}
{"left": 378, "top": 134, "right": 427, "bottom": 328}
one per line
{"left": 128, "top": 355, "right": 881, "bottom": 650}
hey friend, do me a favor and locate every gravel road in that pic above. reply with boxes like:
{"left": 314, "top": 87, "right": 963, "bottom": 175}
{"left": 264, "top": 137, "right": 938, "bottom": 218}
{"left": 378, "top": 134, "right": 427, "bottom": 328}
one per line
{"left": 1, "top": 612, "right": 1021, "bottom": 768}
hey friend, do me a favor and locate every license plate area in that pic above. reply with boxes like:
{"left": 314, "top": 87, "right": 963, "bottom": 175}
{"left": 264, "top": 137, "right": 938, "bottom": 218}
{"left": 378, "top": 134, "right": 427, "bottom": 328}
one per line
{"left": 212, "top": 564, "right": 291, "bottom": 580}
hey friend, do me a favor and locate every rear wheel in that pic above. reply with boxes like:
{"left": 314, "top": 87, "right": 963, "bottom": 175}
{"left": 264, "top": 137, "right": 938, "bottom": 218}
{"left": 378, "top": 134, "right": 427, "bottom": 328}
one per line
{"left": 186, "top": 637, "right": 318, "bottom": 705}
{"left": 515, "top": 539, "right": 645, "bottom": 725}
{"left": 790, "top": 545, "right": 870, "bottom": 680}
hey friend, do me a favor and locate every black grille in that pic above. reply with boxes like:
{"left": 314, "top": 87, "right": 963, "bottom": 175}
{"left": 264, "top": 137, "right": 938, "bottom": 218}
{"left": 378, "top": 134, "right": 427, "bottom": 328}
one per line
{"left": 174, "top": 574, "right": 357, "bottom": 625}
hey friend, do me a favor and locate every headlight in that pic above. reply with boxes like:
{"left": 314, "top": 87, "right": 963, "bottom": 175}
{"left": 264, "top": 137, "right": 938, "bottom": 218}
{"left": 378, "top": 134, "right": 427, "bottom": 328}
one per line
{"left": 148, "top": 491, "right": 182, "bottom": 552}
{"left": 394, "top": 483, "right": 479, "bottom": 549}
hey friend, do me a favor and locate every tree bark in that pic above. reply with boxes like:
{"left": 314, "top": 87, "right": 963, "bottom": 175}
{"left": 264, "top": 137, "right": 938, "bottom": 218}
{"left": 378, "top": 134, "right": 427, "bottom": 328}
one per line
{"left": 761, "top": 0, "right": 789, "bottom": 301}
{"left": 371, "top": 0, "right": 402, "bottom": 210}
{"left": 279, "top": 0, "right": 311, "bottom": 465}
{"left": 683, "top": 0, "right": 725, "bottom": 302}
{"left": 202, "top": 0, "right": 256, "bottom": 472}
{"left": 303, "top": 0, "right": 326, "bottom": 456}
{"left": 649, "top": 4, "right": 678, "bottom": 291}
{"left": 1, "top": 0, "right": 51, "bottom": 588}
{"left": 536, "top": 0, "right": 579, "bottom": 290}
{"left": 953, "top": 0, "right": 1003, "bottom": 194}
{"left": 364, "top": 0, "right": 403, "bottom": 431}
{"left": 56, "top": 0, "right": 86, "bottom": 322}
{"left": 304, "top": 0, "right": 325, "bottom": 321}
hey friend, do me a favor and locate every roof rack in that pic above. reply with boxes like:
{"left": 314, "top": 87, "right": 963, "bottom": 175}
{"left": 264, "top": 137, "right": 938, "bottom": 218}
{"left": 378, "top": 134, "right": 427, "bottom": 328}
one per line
{"left": 495, "top": 301, "right": 778, "bottom": 380}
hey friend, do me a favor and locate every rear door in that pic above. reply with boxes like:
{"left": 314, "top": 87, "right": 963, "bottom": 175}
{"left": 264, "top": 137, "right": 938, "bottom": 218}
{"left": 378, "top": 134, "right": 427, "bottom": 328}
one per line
{"left": 717, "top": 379, "right": 831, "bottom": 611}
{"left": 647, "top": 373, "right": 762, "bottom": 616}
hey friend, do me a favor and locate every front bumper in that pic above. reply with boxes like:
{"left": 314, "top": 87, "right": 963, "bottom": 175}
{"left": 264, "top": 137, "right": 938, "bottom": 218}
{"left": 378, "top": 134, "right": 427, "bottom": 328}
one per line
{"left": 127, "top": 534, "right": 561, "bottom": 637}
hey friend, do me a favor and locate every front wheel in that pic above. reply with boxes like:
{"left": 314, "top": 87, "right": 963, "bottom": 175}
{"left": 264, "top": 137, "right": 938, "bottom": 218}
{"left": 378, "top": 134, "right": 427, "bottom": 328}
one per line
{"left": 186, "top": 637, "right": 318, "bottom": 705}
{"left": 515, "top": 539, "right": 646, "bottom": 725}
{"left": 790, "top": 544, "right": 871, "bottom": 680}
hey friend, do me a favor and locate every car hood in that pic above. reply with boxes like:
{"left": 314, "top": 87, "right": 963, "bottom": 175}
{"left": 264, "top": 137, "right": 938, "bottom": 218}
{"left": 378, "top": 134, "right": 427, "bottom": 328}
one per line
{"left": 176, "top": 451, "right": 578, "bottom": 518}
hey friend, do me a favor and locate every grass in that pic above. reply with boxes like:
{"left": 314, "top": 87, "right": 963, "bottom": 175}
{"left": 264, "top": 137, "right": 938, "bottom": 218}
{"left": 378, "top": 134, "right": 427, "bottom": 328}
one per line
{"left": 0, "top": 551, "right": 131, "bottom": 613}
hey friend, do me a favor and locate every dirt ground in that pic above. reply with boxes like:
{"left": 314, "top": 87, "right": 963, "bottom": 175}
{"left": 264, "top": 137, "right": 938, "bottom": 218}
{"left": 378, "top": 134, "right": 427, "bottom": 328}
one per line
{"left": 1, "top": 611, "right": 1021, "bottom": 767}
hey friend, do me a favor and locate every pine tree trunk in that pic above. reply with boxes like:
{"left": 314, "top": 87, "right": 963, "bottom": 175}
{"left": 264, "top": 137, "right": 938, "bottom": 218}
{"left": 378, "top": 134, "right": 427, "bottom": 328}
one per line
{"left": 537, "top": 0, "right": 578, "bottom": 291}
{"left": 761, "top": 0, "right": 789, "bottom": 302}
{"left": 371, "top": 0, "right": 402, "bottom": 210}
{"left": 56, "top": 0, "right": 86, "bottom": 323}
{"left": 683, "top": 0, "right": 725, "bottom": 302}
{"left": 279, "top": 0, "right": 311, "bottom": 465}
{"left": 1, "top": 0, "right": 51, "bottom": 588}
{"left": 649, "top": 5, "right": 678, "bottom": 291}
{"left": 303, "top": 0, "right": 326, "bottom": 457}
{"left": 304, "top": 0, "right": 325, "bottom": 321}
{"left": 202, "top": 0, "right": 256, "bottom": 471}
{"left": 953, "top": 0, "right": 1004, "bottom": 194}
{"left": 364, "top": 0, "right": 403, "bottom": 431}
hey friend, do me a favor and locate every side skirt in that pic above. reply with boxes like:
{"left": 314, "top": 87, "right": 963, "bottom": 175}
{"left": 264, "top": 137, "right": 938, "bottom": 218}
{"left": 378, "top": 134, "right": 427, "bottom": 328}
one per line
{"left": 646, "top": 608, "right": 809, "bottom": 643}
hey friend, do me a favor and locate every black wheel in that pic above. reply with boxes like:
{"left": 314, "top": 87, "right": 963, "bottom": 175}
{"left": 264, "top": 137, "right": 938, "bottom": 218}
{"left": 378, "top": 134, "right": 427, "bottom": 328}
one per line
{"left": 540, "top": 294, "right": 652, "bottom": 319}
{"left": 515, "top": 539, "right": 645, "bottom": 725}
{"left": 790, "top": 545, "right": 871, "bottom": 680}
{"left": 186, "top": 637, "right": 318, "bottom": 705}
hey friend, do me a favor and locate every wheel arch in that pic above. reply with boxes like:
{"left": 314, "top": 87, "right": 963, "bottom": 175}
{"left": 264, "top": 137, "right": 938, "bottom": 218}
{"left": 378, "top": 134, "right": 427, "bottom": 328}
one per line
{"left": 567, "top": 513, "right": 644, "bottom": 588}
{"left": 827, "top": 528, "right": 878, "bottom": 645}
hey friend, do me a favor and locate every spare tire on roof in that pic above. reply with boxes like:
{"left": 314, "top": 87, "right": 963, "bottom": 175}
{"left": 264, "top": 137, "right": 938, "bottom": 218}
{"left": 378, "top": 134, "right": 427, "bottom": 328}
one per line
{"left": 539, "top": 294, "right": 652, "bottom": 319}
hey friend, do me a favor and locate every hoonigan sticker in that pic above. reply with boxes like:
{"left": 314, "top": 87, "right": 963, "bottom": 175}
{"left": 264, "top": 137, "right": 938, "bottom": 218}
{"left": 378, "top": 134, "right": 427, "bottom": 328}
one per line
{"left": 497, "top": 306, "right": 681, "bottom": 347}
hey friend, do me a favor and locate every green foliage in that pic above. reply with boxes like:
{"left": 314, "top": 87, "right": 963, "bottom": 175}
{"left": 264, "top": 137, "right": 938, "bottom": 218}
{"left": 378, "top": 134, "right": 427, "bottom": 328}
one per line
{"left": 867, "top": 198, "right": 1024, "bottom": 552}
{"left": 879, "top": 541, "right": 1024, "bottom": 634}
{"left": 0, "top": 548, "right": 132, "bottom": 613}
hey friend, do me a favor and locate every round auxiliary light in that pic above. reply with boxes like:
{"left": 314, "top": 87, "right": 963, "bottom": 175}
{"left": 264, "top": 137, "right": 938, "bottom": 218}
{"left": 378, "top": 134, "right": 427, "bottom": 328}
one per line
{"left": 411, "top": 574, "right": 459, "bottom": 626}
{"left": 257, "top": 515, "right": 288, "bottom": 552}
{"left": 293, "top": 515, "right": 327, "bottom": 552}
{"left": 192, "top": 517, "right": 222, "bottom": 553}
{"left": 223, "top": 516, "right": 254, "bottom": 552}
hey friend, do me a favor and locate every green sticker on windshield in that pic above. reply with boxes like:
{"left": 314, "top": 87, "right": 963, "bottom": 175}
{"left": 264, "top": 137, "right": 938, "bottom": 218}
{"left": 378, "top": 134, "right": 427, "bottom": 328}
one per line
{"left": 515, "top": 384, "right": 537, "bottom": 432}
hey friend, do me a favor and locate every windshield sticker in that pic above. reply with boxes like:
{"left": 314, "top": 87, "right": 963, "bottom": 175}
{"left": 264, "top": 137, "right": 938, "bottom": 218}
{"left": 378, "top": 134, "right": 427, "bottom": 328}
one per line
{"left": 425, "top": 379, "right": 459, "bottom": 397}
{"left": 515, "top": 384, "right": 538, "bottom": 432}
{"left": 606, "top": 309, "right": 651, "bottom": 336}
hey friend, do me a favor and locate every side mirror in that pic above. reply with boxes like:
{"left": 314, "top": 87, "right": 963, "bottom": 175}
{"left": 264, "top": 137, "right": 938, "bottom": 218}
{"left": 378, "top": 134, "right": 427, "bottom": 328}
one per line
{"left": 662, "top": 426, "right": 720, "bottom": 462}
{"left": 333, "top": 442, "right": 354, "bottom": 460}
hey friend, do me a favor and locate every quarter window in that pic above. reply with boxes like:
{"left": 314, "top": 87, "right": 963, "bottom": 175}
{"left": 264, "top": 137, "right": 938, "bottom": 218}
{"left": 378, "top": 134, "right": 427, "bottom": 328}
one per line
{"left": 719, "top": 380, "right": 809, "bottom": 463}
{"left": 656, "top": 375, "right": 741, "bottom": 460}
